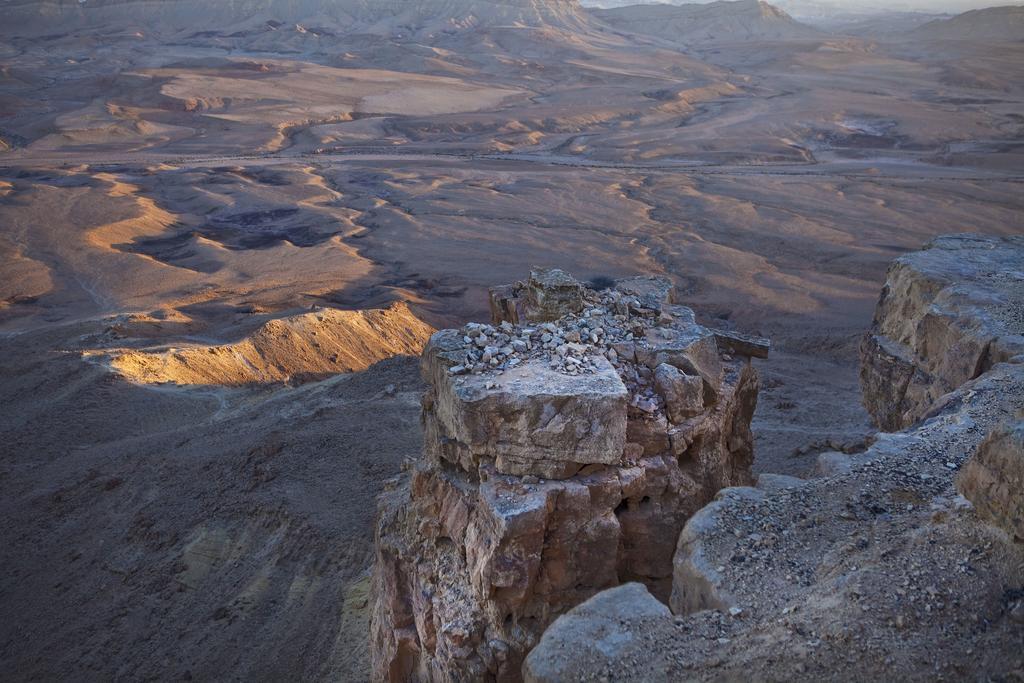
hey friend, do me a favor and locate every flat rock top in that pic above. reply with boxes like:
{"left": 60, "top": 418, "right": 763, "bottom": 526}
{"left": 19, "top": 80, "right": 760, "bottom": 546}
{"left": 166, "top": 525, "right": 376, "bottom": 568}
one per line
{"left": 904, "top": 234, "right": 1024, "bottom": 288}
{"left": 641, "top": 324, "right": 712, "bottom": 352}
{"left": 451, "top": 354, "right": 627, "bottom": 402}
{"left": 902, "top": 234, "right": 1024, "bottom": 334}
{"left": 530, "top": 267, "right": 583, "bottom": 290}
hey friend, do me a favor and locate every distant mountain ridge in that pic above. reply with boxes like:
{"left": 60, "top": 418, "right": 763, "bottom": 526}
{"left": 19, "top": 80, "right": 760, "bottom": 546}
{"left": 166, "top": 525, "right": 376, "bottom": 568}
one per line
{"left": 911, "top": 4, "right": 1024, "bottom": 41}
{"left": 821, "top": 11, "right": 951, "bottom": 36}
{"left": 592, "top": 0, "right": 824, "bottom": 44}
{"left": 1, "top": 0, "right": 593, "bottom": 36}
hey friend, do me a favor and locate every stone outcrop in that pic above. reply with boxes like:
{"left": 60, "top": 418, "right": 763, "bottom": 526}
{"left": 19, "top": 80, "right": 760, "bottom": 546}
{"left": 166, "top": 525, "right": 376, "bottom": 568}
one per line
{"left": 958, "top": 420, "right": 1024, "bottom": 542}
{"left": 522, "top": 583, "right": 671, "bottom": 683}
{"left": 370, "top": 269, "right": 766, "bottom": 681}
{"left": 488, "top": 268, "right": 587, "bottom": 324}
{"left": 860, "top": 234, "right": 1024, "bottom": 431}
{"left": 526, "top": 236, "right": 1024, "bottom": 681}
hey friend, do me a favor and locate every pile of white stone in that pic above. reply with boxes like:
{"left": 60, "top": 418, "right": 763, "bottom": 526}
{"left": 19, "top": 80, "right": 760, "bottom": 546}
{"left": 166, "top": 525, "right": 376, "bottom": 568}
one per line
{"left": 449, "top": 285, "right": 713, "bottom": 422}
{"left": 450, "top": 294, "right": 638, "bottom": 373}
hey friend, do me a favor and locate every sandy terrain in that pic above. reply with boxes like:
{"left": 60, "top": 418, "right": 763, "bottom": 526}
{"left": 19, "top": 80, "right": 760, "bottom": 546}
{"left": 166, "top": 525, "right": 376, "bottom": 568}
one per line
{"left": 1, "top": 0, "right": 1022, "bottom": 679}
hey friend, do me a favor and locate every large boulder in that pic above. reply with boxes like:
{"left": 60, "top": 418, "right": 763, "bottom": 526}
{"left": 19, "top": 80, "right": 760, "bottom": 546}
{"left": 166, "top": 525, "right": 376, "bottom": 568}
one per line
{"left": 860, "top": 234, "right": 1024, "bottom": 431}
{"left": 522, "top": 583, "right": 671, "bottom": 683}
{"left": 371, "top": 270, "right": 766, "bottom": 681}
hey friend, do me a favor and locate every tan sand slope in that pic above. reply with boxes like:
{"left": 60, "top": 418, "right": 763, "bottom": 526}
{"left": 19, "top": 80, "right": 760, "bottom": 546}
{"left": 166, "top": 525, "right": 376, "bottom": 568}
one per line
{"left": 0, "top": 237, "right": 53, "bottom": 308}
{"left": 23, "top": 59, "right": 521, "bottom": 154}
{"left": 109, "top": 301, "right": 434, "bottom": 385}
{"left": 151, "top": 60, "right": 522, "bottom": 124}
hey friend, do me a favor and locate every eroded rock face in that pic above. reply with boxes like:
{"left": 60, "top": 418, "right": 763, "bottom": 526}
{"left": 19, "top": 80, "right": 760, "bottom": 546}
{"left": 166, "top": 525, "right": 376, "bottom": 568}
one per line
{"left": 958, "top": 420, "right": 1024, "bottom": 542}
{"left": 528, "top": 361, "right": 1024, "bottom": 682}
{"left": 370, "top": 270, "right": 765, "bottom": 681}
{"left": 860, "top": 234, "right": 1024, "bottom": 431}
{"left": 527, "top": 235, "right": 1024, "bottom": 681}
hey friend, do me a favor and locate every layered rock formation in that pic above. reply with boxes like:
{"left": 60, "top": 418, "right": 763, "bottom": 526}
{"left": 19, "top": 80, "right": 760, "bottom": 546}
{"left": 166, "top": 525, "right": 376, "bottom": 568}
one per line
{"left": 958, "top": 421, "right": 1024, "bottom": 542}
{"left": 860, "top": 234, "right": 1024, "bottom": 431}
{"left": 526, "top": 235, "right": 1024, "bottom": 681}
{"left": 370, "top": 269, "right": 766, "bottom": 681}
{"left": 109, "top": 301, "right": 433, "bottom": 386}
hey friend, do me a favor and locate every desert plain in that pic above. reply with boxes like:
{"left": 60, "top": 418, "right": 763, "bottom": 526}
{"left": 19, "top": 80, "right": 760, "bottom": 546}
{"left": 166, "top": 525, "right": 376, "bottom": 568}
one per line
{"left": 0, "top": 0, "right": 1022, "bottom": 679}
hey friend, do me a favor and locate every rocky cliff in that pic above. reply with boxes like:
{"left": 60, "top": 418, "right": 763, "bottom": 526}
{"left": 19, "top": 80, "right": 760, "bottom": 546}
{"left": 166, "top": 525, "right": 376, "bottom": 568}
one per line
{"left": 369, "top": 269, "right": 767, "bottom": 681}
{"left": 525, "top": 234, "right": 1024, "bottom": 681}
{"left": 860, "top": 234, "right": 1024, "bottom": 431}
